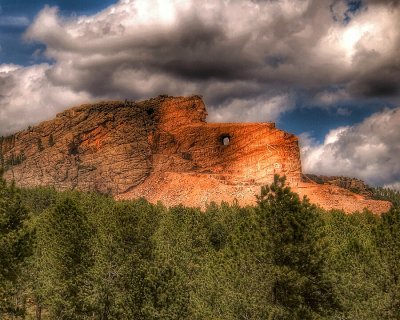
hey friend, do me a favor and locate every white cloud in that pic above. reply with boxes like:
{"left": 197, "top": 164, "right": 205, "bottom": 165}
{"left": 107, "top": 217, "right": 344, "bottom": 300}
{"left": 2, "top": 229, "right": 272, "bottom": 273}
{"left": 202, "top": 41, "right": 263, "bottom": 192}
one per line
{"left": 0, "top": 0, "right": 399, "bottom": 134}
{"left": 0, "top": 64, "right": 20, "bottom": 73}
{"left": 313, "top": 89, "right": 350, "bottom": 106}
{"left": 301, "top": 107, "right": 400, "bottom": 187}
{"left": 207, "top": 94, "right": 294, "bottom": 123}
{"left": 23, "top": 0, "right": 398, "bottom": 97}
{"left": 0, "top": 64, "right": 91, "bottom": 135}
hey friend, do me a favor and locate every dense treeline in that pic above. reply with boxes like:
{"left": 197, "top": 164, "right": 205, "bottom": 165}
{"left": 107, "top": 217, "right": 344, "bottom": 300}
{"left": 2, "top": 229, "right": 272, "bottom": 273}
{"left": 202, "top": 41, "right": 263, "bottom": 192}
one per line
{"left": 1, "top": 174, "right": 400, "bottom": 319}
{"left": 372, "top": 186, "right": 400, "bottom": 207}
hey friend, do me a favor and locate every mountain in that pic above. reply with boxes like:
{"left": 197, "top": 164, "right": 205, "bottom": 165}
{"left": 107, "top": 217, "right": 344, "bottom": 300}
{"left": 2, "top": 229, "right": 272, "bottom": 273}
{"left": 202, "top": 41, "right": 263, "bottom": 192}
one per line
{"left": 0, "top": 95, "right": 391, "bottom": 213}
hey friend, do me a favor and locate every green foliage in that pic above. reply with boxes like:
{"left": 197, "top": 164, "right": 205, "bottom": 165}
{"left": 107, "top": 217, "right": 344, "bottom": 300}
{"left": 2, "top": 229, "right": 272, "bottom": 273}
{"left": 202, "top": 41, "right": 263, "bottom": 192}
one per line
{"left": 349, "top": 187, "right": 361, "bottom": 194}
{"left": 375, "top": 207, "right": 400, "bottom": 319}
{"left": 323, "top": 210, "right": 389, "bottom": 319}
{"left": 0, "top": 175, "right": 398, "bottom": 319}
{"left": 371, "top": 186, "right": 400, "bottom": 207}
{"left": 34, "top": 195, "right": 92, "bottom": 319}
{"left": 257, "top": 175, "right": 339, "bottom": 319}
{"left": 0, "top": 175, "right": 31, "bottom": 318}
{"left": 145, "top": 205, "right": 197, "bottom": 319}
{"left": 20, "top": 187, "right": 58, "bottom": 215}
{"left": 4, "top": 152, "right": 26, "bottom": 169}
{"left": 88, "top": 199, "right": 162, "bottom": 319}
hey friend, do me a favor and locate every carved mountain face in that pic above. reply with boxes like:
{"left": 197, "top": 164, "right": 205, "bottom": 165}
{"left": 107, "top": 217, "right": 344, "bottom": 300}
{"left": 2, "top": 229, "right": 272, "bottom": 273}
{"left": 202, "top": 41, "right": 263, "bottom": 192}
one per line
{"left": 0, "top": 95, "right": 390, "bottom": 213}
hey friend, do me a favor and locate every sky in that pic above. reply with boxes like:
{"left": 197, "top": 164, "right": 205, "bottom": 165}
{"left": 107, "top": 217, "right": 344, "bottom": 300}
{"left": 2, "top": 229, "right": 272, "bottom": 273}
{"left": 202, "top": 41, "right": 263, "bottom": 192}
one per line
{"left": 0, "top": 0, "right": 399, "bottom": 189}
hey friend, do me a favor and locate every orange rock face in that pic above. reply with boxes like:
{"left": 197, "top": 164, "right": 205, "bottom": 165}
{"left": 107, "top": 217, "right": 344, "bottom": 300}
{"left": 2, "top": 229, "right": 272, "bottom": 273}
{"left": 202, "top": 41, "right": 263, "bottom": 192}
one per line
{"left": 0, "top": 95, "right": 391, "bottom": 213}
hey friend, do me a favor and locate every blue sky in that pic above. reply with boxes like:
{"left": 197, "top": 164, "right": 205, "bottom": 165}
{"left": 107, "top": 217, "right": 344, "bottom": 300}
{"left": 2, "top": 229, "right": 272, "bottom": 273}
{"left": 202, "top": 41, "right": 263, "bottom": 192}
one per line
{"left": 0, "top": 0, "right": 399, "bottom": 188}
{"left": 0, "top": 0, "right": 116, "bottom": 65}
{"left": 0, "top": 0, "right": 395, "bottom": 140}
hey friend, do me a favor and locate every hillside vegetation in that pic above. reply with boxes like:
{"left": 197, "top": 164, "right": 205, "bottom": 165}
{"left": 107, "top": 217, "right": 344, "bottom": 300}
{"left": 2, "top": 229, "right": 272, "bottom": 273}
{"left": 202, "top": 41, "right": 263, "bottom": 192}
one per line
{"left": 1, "top": 174, "right": 400, "bottom": 320}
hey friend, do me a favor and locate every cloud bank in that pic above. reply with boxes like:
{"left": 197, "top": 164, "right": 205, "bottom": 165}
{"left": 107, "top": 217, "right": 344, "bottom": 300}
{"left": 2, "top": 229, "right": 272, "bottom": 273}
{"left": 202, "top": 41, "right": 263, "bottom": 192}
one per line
{"left": 0, "top": 0, "right": 399, "bottom": 187}
{"left": 0, "top": 64, "right": 90, "bottom": 133}
{"left": 301, "top": 107, "right": 400, "bottom": 188}
{"left": 1, "top": 0, "right": 399, "bottom": 133}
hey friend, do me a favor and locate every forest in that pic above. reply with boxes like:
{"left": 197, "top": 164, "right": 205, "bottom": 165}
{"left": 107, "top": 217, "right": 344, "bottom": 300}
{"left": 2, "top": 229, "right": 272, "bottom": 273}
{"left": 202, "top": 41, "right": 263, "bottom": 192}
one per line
{"left": 1, "top": 174, "right": 400, "bottom": 320}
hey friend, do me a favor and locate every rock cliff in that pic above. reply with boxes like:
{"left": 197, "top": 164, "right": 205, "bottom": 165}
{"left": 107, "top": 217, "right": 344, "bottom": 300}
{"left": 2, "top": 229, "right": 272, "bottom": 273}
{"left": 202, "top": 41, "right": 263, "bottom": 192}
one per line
{"left": 0, "top": 95, "right": 391, "bottom": 213}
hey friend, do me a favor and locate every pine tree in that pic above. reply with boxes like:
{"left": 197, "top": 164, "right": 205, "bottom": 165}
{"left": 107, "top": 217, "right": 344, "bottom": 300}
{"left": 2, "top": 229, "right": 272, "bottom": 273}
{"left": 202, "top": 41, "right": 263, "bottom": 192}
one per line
{"left": 0, "top": 173, "right": 30, "bottom": 317}
{"left": 257, "top": 175, "right": 339, "bottom": 319}
{"left": 35, "top": 195, "right": 92, "bottom": 319}
{"left": 89, "top": 199, "right": 162, "bottom": 319}
{"left": 375, "top": 207, "right": 400, "bottom": 319}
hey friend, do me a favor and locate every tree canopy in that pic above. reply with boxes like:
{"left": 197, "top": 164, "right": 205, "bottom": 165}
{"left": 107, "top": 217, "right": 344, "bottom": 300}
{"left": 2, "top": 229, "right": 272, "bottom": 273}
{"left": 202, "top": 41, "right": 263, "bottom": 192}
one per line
{"left": 0, "top": 174, "right": 398, "bottom": 319}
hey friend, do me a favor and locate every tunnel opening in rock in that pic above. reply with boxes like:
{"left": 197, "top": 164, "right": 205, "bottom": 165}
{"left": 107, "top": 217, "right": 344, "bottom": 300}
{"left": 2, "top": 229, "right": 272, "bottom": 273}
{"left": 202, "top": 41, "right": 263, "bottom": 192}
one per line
{"left": 220, "top": 134, "right": 231, "bottom": 146}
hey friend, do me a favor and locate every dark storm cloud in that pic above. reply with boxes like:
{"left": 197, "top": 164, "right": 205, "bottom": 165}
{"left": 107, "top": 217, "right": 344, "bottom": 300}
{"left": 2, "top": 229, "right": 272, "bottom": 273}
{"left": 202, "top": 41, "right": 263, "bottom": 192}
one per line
{"left": 348, "top": 51, "right": 400, "bottom": 98}
{"left": 22, "top": 1, "right": 337, "bottom": 97}
{"left": 350, "top": 77, "right": 400, "bottom": 97}
{"left": 1, "top": 0, "right": 400, "bottom": 129}
{"left": 1, "top": 0, "right": 399, "bottom": 188}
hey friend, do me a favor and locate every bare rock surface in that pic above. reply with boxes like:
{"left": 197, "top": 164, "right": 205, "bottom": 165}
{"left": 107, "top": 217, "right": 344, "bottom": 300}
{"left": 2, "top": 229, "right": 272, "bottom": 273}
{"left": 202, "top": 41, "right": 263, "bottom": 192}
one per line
{"left": 0, "top": 95, "right": 391, "bottom": 213}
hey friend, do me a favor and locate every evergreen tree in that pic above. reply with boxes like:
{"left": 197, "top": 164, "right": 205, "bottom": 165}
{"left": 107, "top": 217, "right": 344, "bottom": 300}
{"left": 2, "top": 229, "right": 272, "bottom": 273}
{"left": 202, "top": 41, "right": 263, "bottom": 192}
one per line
{"left": 143, "top": 205, "right": 195, "bottom": 319}
{"left": 202, "top": 203, "right": 273, "bottom": 319}
{"left": 89, "top": 199, "right": 161, "bottom": 319}
{"left": 1, "top": 172, "right": 397, "bottom": 319}
{"left": 372, "top": 186, "right": 400, "bottom": 207}
{"left": 26, "top": 191, "right": 56, "bottom": 320}
{"left": 375, "top": 207, "right": 400, "bottom": 319}
{"left": 323, "top": 210, "right": 389, "bottom": 319}
{"left": 35, "top": 195, "right": 92, "bottom": 319}
{"left": 0, "top": 174, "right": 30, "bottom": 317}
{"left": 257, "top": 175, "right": 339, "bottom": 319}
{"left": 20, "top": 186, "right": 58, "bottom": 216}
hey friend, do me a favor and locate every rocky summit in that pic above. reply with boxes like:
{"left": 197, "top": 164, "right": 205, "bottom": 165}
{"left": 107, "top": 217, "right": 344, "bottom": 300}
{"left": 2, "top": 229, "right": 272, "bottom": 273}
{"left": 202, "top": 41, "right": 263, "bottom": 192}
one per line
{"left": 0, "top": 95, "right": 391, "bottom": 213}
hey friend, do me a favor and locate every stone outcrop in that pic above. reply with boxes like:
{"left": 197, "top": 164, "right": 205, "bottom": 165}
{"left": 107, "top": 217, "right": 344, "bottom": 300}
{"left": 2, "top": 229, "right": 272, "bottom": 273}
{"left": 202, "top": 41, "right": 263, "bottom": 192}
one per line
{"left": 302, "top": 174, "right": 374, "bottom": 197}
{"left": 0, "top": 95, "right": 391, "bottom": 213}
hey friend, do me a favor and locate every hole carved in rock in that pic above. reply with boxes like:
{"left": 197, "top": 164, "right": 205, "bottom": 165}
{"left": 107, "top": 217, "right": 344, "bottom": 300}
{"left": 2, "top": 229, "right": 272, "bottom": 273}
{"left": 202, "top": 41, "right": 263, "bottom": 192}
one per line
{"left": 220, "top": 135, "right": 231, "bottom": 146}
